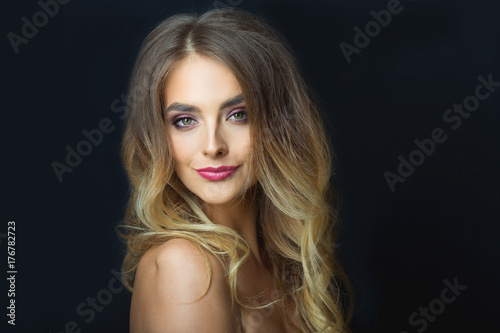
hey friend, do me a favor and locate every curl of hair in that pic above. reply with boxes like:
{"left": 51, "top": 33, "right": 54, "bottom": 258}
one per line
{"left": 117, "top": 7, "right": 352, "bottom": 332}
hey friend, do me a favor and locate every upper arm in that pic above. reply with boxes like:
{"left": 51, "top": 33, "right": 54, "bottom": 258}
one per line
{"left": 130, "top": 238, "right": 239, "bottom": 333}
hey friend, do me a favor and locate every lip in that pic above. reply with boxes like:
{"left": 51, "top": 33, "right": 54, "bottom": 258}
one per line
{"left": 195, "top": 165, "right": 239, "bottom": 181}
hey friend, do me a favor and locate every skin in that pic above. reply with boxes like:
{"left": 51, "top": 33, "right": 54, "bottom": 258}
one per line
{"left": 164, "top": 53, "right": 257, "bottom": 230}
{"left": 130, "top": 55, "right": 301, "bottom": 332}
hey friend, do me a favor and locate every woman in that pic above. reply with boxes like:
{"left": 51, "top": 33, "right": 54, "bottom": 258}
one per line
{"left": 119, "top": 7, "right": 352, "bottom": 332}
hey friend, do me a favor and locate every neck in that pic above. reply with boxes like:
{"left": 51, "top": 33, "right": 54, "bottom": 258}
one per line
{"left": 203, "top": 187, "right": 263, "bottom": 264}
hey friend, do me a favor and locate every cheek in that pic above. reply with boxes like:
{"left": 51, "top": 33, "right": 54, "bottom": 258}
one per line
{"left": 168, "top": 134, "right": 192, "bottom": 169}
{"left": 239, "top": 130, "right": 252, "bottom": 158}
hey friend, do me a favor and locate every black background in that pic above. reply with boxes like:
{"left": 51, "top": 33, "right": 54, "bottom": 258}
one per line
{"left": 3, "top": 0, "right": 499, "bottom": 332}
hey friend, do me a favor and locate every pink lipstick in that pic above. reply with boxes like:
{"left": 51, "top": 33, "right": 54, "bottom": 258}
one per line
{"left": 195, "top": 166, "right": 239, "bottom": 181}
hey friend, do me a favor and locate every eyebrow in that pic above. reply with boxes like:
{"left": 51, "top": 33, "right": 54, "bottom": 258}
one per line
{"left": 164, "top": 94, "right": 245, "bottom": 113}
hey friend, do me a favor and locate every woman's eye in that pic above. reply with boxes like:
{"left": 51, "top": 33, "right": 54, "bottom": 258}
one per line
{"left": 173, "top": 117, "right": 196, "bottom": 128}
{"left": 228, "top": 110, "right": 248, "bottom": 122}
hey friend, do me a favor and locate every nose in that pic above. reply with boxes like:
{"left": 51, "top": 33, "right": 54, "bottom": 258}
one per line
{"left": 203, "top": 122, "right": 228, "bottom": 158}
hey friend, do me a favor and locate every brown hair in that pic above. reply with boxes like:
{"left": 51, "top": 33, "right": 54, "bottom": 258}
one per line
{"left": 118, "top": 7, "right": 352, "bottom": 332}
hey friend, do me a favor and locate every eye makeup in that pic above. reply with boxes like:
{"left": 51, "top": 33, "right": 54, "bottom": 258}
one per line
{"left": 169, "top": 106, "right": 248, "bottom": 130}
{"left": 172, "top": 115, "right": 197, "bottom": 128}
{"left": 226, "top": 108, "right": 248, "bottom": 123}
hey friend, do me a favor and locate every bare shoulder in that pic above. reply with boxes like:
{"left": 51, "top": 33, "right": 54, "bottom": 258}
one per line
{"left": 137, "top": 238, "right": 226, "bottom": 302}
{"left": 143, "top": 238, "right": 216, "bottom": 293}
{"left": 130, "top": 238, "right": 239, "bottom": 333}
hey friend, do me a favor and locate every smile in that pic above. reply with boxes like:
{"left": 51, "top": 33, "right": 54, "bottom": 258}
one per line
{"left": 195, "top": 166, "right": 239, "bottom": 181}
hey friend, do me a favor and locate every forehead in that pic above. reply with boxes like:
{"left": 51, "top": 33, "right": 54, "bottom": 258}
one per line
{"left": 163, "top": 55, "right": 242, "bottom": 107}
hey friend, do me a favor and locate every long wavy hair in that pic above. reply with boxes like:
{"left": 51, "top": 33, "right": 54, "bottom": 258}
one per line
{"left": 118, "top": 7, "right": 352, "bottom": 332}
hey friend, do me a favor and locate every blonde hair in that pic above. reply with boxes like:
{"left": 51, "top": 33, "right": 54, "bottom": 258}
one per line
{"left": 118, "top": 7, "right": 352, "bottom": 332}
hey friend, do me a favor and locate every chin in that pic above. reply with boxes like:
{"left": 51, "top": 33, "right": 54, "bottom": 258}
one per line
{"left": 195, "top": 184, "right": 245, "bottom": 205}
{"left": 199, "top": 193, "right": 242, "bottom": 206}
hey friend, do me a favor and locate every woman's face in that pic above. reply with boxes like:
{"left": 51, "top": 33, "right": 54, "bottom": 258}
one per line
{"left": 164, "top": 55, "right": 253, "bottom": 206}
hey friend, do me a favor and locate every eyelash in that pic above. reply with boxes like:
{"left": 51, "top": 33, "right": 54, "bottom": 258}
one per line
{"left": 171, "top": 109, "right": 248, "bottom": 129}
